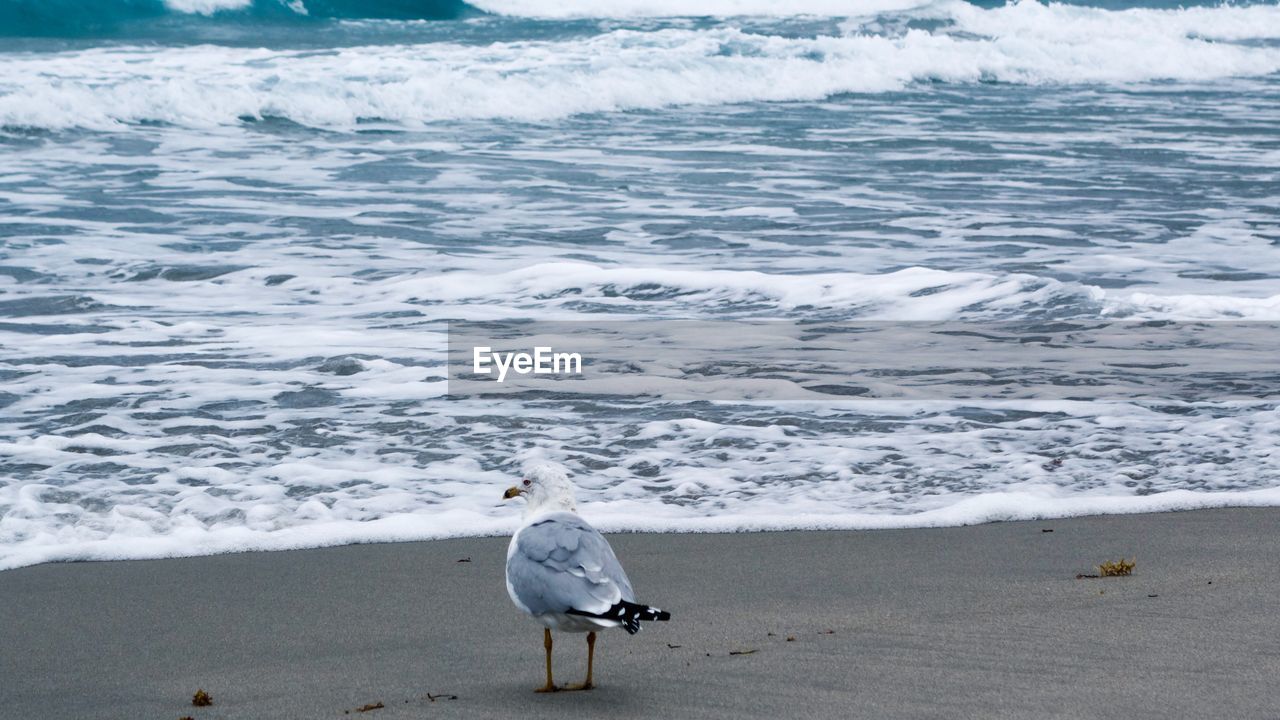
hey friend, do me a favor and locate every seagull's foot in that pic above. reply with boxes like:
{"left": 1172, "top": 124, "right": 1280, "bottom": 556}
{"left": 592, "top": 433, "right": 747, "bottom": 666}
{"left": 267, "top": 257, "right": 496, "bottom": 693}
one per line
{"left": 562, "top": 681, "right": 594, "bottom": 692}
{"left": 534, "top": 683, "right": 560, "bottom": 693}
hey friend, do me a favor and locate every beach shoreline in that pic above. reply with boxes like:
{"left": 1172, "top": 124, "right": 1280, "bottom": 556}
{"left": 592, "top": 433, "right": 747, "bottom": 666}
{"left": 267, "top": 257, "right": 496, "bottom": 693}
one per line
{"left": 2, "top": 507, "right": 1277, "bottom": 719}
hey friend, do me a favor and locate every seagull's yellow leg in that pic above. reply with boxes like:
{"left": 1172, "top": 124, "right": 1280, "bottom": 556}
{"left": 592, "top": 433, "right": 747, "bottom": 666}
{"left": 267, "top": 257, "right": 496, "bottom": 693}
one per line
{"left": 535, "top": 628, "right": 558, "bottom": 693}
{"left": 564, "top": 631, "right": 596, "bottom": 691}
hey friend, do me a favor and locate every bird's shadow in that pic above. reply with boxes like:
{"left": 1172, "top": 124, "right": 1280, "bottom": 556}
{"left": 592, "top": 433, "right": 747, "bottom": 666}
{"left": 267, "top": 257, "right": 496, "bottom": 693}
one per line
{"left": 494, "top": 682, "right": 637, "bottom": 711}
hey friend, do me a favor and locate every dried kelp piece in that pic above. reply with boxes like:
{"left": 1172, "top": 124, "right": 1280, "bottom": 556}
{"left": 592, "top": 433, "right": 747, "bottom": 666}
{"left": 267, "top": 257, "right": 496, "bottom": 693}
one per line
{"left": 1098, "top": 559, "right": 1135, "bottom": 577}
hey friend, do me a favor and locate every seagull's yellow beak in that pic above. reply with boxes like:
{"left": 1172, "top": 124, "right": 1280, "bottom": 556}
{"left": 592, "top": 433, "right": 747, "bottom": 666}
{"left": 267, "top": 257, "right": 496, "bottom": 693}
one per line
{"left": 503, "top": 486, "right": 524, "bottom": 500}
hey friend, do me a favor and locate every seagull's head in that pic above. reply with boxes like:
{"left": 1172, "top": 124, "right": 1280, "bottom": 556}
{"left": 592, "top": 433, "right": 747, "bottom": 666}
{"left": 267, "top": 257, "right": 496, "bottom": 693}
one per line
{"left": 503, "top": 463, "right": 577, "bottom": 515}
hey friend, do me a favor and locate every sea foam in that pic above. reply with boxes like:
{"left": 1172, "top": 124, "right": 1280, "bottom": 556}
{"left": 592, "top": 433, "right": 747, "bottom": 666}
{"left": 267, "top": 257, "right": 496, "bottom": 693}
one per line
{"left": 163, "top": 0, "right": 252, "bottom": 14}
{"left": 3, "top": 0, "right": 1278, "bottom": 572}
{"left": 468, "top": 0, "right": 932, "bottom": 18}
{"left": 2, "top": 2, "right": 1279, "bottom": 129}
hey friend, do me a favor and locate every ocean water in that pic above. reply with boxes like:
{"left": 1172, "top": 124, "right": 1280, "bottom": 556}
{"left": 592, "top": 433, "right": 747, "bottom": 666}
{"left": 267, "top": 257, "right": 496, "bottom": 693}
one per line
{"left": 2, "top": 0, "right": 1279, "bottom": 570}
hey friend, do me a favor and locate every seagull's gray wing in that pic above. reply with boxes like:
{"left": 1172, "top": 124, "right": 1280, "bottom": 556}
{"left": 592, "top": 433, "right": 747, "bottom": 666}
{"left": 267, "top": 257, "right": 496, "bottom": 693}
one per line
{"left": 507, "top": 511, "right": 635, "bottom": 617}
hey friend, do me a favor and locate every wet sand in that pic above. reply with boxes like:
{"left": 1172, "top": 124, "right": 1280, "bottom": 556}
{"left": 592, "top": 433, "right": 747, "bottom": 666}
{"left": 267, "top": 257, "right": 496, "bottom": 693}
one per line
{"left": 1, "top": 508, "right": 1277, "bottom": 719}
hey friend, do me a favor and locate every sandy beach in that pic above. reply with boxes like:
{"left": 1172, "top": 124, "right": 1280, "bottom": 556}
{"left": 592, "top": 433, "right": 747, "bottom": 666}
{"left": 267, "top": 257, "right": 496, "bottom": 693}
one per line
{"left": 1, "top": 507, "right": 1276, "bottom": 719}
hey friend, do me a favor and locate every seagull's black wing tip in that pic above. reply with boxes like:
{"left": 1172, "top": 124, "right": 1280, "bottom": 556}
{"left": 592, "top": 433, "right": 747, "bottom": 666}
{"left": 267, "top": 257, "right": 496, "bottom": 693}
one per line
{"left": 568, "top": 601, "right": 671, "bottom": 634}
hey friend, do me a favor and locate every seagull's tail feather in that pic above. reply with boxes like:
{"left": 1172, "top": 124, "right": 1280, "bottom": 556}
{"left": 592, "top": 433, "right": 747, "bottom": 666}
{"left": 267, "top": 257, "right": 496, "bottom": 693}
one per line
{"left": 568, "top": 601, "right": 671, "bottom": 635}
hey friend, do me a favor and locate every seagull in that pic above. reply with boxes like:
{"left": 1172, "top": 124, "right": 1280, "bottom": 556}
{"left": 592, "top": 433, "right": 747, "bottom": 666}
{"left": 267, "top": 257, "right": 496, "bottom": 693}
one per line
{"left": 503, "top": 464, "right": 671, "bottom": 692}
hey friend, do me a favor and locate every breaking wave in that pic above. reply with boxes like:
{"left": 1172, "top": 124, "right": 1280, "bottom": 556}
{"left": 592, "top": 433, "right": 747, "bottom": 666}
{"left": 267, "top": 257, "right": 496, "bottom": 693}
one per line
{"left": 3, "top": 1, "right": 1280, "bottom": 129}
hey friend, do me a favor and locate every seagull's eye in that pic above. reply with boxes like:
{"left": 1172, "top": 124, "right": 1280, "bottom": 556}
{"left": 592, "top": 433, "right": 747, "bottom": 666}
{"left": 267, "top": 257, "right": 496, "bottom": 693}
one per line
{"left": 522, "top": 479, "right": 531, "bottom": 487}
